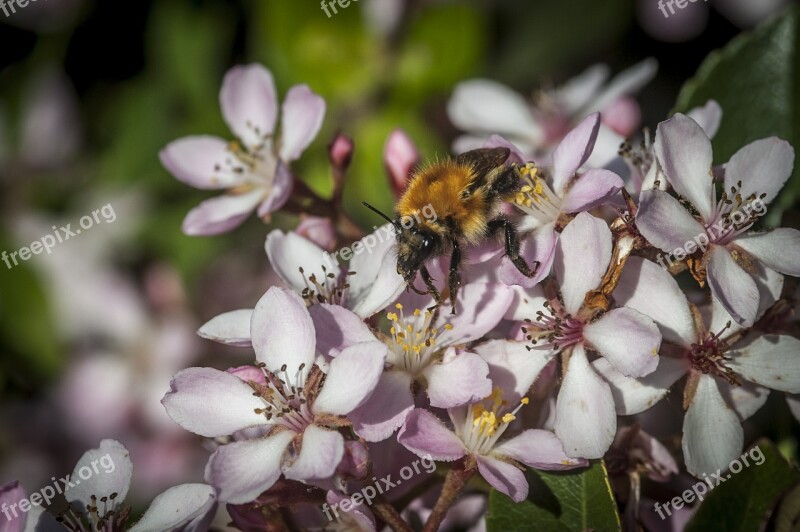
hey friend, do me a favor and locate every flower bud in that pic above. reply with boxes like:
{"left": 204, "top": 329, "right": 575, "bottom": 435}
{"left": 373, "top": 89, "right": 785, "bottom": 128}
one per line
{"left": 384, "top": 129, "right": 419, "bottom": 198}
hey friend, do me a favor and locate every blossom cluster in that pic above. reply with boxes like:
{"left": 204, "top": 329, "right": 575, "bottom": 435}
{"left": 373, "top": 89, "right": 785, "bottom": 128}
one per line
{"left": 8, "top": 60, "right": 797, "bottom": 531}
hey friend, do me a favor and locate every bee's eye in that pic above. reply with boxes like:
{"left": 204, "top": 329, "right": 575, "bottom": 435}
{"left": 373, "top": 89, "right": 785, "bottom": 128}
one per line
{"left": 420, "top": 235, "right": 433, "bottom": 248}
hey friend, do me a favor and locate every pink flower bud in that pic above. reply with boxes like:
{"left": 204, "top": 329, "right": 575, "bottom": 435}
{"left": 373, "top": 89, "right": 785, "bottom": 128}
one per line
{"left": 328, "top": 132, "right": 354, "bottom": 170}
{"left": 601, "top": 96, "right": 642, "bottom": 138}
{"left": 384, "top": 129, "right": 419, "bottom": 198}
{"left": 296, "top": 215, "right": 337, "bottom": 251}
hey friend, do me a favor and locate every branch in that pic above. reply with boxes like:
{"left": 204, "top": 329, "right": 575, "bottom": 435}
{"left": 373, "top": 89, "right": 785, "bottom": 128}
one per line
{"left": 422, "top": 456, "right": 477, "bottom": 532}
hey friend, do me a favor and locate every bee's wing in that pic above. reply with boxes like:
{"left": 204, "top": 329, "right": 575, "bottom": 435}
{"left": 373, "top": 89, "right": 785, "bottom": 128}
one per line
{"left": 456, "top": 147, "right": 511, "bottom": 198}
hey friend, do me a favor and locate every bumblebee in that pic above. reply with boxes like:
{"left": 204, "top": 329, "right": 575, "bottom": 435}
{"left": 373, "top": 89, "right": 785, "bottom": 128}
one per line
{"left": 364, "top": 147, "right": 538, "bottom": 313}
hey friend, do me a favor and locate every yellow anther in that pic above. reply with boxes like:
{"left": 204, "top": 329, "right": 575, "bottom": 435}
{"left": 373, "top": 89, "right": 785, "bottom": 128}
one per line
{"left": 502, "top": 413, "right": 516, "bottom": 423}
{"left": 520, "top": 397, "right": 530, "bottom": 405}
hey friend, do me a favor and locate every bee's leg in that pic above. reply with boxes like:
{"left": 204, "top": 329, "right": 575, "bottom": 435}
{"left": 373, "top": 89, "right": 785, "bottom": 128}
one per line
{"left": 420, "top": 266, "right": 441, "bottom": 310}
{"left": 448, "top": 239, "right": 462, "bottom": 315}
{"left": 488, "top": 218, "right": 540, "bottom": 278}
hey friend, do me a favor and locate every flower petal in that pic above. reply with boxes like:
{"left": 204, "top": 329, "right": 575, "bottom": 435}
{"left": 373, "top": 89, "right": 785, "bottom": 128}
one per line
{"left": 205, "top": 432, "right": 294, "bottom": 503}
{"left": 447, "top": 79, "right": 541, "bottom": 141}
{"left": 551, "top": 113, "right": 601, "bottom": 195}
{"left": 0, "top": 481, "right": 27, "bottom": 532}
{"left": 220, "top": 64, "right": 278, "bottom": 149}
{"left": 560, "top": 169, "right": 624, "bottom": 213}
{"left": 653, "top": 113, "right": 715, "bottom": 220}
{"left": 635, "top": 189, "right": 706, "bottom": 253}
{"left": 494, "top": 430, "right": 587, "bottom": 470}
{"left": 182, "top": 190, "right": 264, "bottom": 236}
{"left": 555, "top": 212, "right": 612, "bottom": 315}
{"left": 284, "top": 424, "right": 345, "bottom": 481}
{"left": 160, "top": 136, "right": 244, "bottom": 190}
{"left": 614, "top": 257, "right": 696, "bottom": 347}
{"left": 719, "top": 378, "right": 770, "bottom": 421}
{"left": 349, "top": 246, "right": 406, "bottom": 318}
{"left": 583, "top": 307, "right": 661, "bottom": 378}
{"left": 682, "top": 375, "right": 743, "bottom": 477}
{"left": 473, "top": 339, "right": 554, "bottom": 401}
{"left": 728, "top": 335, "right": 800, "bottom": 393}
{"left": 554, "top": 344, "right": 616, "bottom": 458}
{"left": 66, "top": 440, "right": 133, "bottom": 510}
{"left": 724, "top": 137, "right": 794, "bottom": 206}
{"left": 423, "top": 349, "right": 492, "bottom": 408}
{"left": 314, "top": 342, "right": 387, "bottom": 415}
{"left": 435, "top": 283, "right": 514, "bottom": 347}
{"left": 555, "top": 64, "right": 610, "bottom": 114}
{"left": 499, "top": 222, "right": 557, "bottom": 288}
{"left": 163, "top": 368, "right": 267, "bottom": 437}
{"left": 279, "top": 85, "right": 326, "bottom": 162}
{"left": 687, "top": 100, "right": 722, "bottom": 138}
{"left": 256, "top": 161, "right": 293, "bottom": 216}
{"left": 706, "top": 246, "right": 759, "bottom": 327}
{"left": 734, "top": 228, "right": 800, "bottom": 277}
{"left": 397, "top": 409, "right": 466, "bottom": 461}
{"left": 198, "top": 309, "right": 253, "bottom": 347}
{"left": 265, "top": 229, "right": 341, "bottom": 293}
{"left": 308, "top": 304, "right": 377, "bottom": 358}
{"left": 593, "top": 357, "right": 688, "bottom": 415}
{"left": 475, "top": 455, "right": 528, "bottom": 503}
{"left": 582, "top": 58, "right": 658, "bottom": 116}
{"left": 129, "top": 484, "right": 216, "bottom": 532}
{"left": 350, "top": 371, "right": 415, "bottom": 442}
{"left": 251, "top": 287, "right": 316, "bottom": 377}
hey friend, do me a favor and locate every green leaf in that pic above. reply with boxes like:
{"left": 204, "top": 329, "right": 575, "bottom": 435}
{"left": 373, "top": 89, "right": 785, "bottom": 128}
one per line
{"left": 486, "top": 461, "right": 621, "bottom": 532}
{"left": 674, "top": 7, "right": 799, "bottom": 222}
{"left": 686, "top": 440, "right": 800, "bottom": 532}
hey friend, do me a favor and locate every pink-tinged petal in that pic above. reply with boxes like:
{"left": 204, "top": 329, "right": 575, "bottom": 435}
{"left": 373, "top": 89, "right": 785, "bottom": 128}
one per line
{"left": 284, "top": 425, "right": 345, "bottom": 481}
{"left": 325, "top": 491, "right": 376, "bottom": 531}
{"left": 348, "top": 224, "right": 397, "bottom": 293}
{"left": 734, "top": 229, "right": 800, "bottom": 277}
{"left": 163, "top": 368, "right": 267, "bottom": 437}
{"left": 423, "top": 349, "right": 492, "bottom": 408}
{"left": 614, "top": 257, "right": 696, "bottom": 347}
{"left": 586, "top": 124, "right": 625, "bottom": 169}
{"left": 265, "top": 229, "right": 341, "bottom": 293}
{"left": 447, "top": 79, "right": 541, "bottom": 140}
{"left": 500, "top": 223, "right": 557, "bottom": 288}
{"left": 728, "top": 335, "right": 800, "bottom": 393}
{"left": 561, "top": 169, "right": 624, "bottom": 213}
{"left": 683, "top": 375, "right": 743, "bottom": 477}
{"left": 556, "top": 64, "right": 610, "bottom": 114}
{"left": 601, "top": 96, "right": 641, "bottom": 138}
{"left": 724, "top": 137, "right": 794, "bottom": 205}
{"left": 476, "top": 455, "right": 528, "bottom": 503}
{"left": 555, "top": 212, "right": 612, "bottom": 315}
{"left": 227, "top": 366, "right": 267, "bottom": 385}
{"left": 350, "top": 371, "right": 415, "bottom": 442}
{"left": 706, "top": 246, "right": 759, "bottom": 327}
{"left": 384, "top": 129, "right": 419, "bottom": 197}
{"left": 205, "top": 432, "right": 294, "bottom": 503}
{"left": 555, "top": 344, "right": 616, "bottom": 458}
{"left": 350, "top": 251, "right": 406, "bottom": 318}
{"left": 593, "top": 357, "right": 688, "bottom": 415}
{"left": 251, "top": 287, "right": 316, "bottom": 377}
{"left": 551, "top": 113, "right": 601, "bottom": 195}
{"left": 583, "top": 58, "right": 658, "bottom": 116}
{"left": 687, "top": 100, "right": 722, "bottom": 138}
{"left": 256, "top": 162, "right": 293, "bottom": 216}
{"left": 308, "top": 304, "right": 377, "bottom": 358}
{"left": 435, "top": 283, "right": 514, "bottom": 346}
{"left": 719, "top": 379, "right": 770, "bottom": 421}
{"left": 279, "top": 85, "right": 326, "bottom": 162}
{"left": 473, "top": 340, "right": 554, "bottom": 401}
{"left": 198, "top": 309, "right": 253, "bottom": 347}
{"left": 220, "top": 64, "right": 278, "bottom": 149}
{"left": 483, "top": 134, "right": 527, "bottom": 165}
{"left": 635, "top": 190, "right": 706, "bottom": 253}
{"left": 159, "top": 136, "right": 244, "bottom": 190}
{"left": 182, "top": 189, "right": 264, "bottom": 236}
{"left": 314, "top": 342, "right": 387, "bottom": 415}
{"left": 296, "top": 216, "right": 336, "bottom": 252}
{"left": 0, "top": 481, "right": 27, "bottom": 532}
{"left": 653, "top": 114, "right": 715, "bottom": 220}
{"left": 504, "top": 281, "right": 549, "bottom": 323}
{"left": 397, "top": 409, "right": 466, "bottom": 461}
{"left": 583, "top": 308, "right": 661, "bottom": 378}
{"left": 67, "top": 440, "right": 133, "bottom": 510}
{"left": 129, "top": 484, "right": 216, "bottom": 532}
{"left": 494, "top": 430, "right": 587, "bottom": 470}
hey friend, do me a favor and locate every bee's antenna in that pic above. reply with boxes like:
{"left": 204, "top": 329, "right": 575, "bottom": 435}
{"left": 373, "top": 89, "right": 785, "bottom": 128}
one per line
{"left": 361, "top": 201, "right": 399, "bottom": 229}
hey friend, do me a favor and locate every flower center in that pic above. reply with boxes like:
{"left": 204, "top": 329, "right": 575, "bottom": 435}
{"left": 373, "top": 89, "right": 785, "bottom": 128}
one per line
{"left": 385, "top": 304, "right": 452, "bottom": 375}
{"left": 251, "top": 362, "right": 316, "bottom": 432}
{"left": 619, "top": 132, "right": 654, "bottom": 191}
{"left": 57, "top": 493, "right": 124, "bottom": 532}
{"left": 457, "top": 388, "right": 529, "bottom": 455}
{"left": 215, "top": 140, "right": 279, "bottom": 191}
{"left": 298, "top": 266, "right": 351, "bottom": 306}
{"left": 513, "top": 163, "right": 563, "bottom": 224}
{"left": 688, "top": 322, "right": 740, "bottom": 385}
{"left": 522, "top": 300, "right": 584, "bottom": 351}
{"left": 706, "top": 181, "right": 766, "bottom": 245}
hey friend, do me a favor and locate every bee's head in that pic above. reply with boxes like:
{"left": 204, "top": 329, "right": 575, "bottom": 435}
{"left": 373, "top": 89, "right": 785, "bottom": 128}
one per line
{"left": 395, "top": 226, "right": 437, "bottom": 281}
